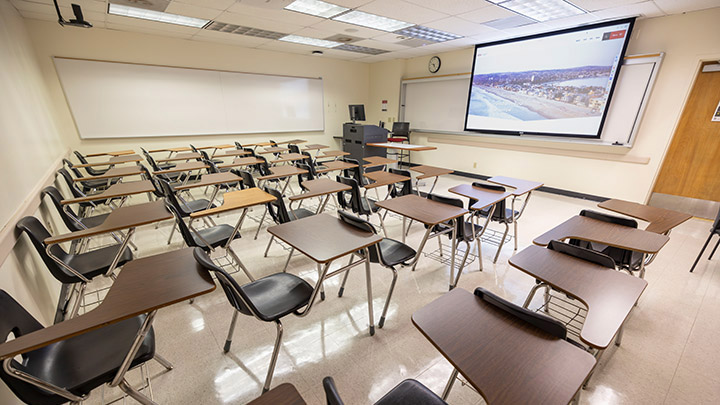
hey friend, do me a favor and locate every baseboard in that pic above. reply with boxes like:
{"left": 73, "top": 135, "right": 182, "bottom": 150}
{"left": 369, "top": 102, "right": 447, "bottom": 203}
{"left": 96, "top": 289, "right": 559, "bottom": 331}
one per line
{"left": 399, "top": 161, "right": 607, "bottom": 202}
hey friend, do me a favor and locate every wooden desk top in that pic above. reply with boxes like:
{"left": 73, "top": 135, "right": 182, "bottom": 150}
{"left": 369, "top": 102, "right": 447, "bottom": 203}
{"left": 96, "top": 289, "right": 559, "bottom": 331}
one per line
{"left": 315, "top": 160, "right": 357, "bottom": 174}
{"left": 147, "top": 147, "right": 192, "bottom": 153}
{"left": 217, "top": 149, "right": 251, "bottom": 158}
{"left": 289, "top": 178, "right": 350, "bottom": 201}
{"left": 319, "top": 150, "right": 349, "bottom": 158}
{"left": 85, "top": 150, "right": 135, "bottom": 157}
{"left": 488, "top": 176, "right": 543, "bottom": 196}
{"left": 197, "top": 144, "right": 234, "bottom": 150}
{"left": 410, "top": 165, "right": 454, "bottom": 180}
{"left": 509, "top": 245, "right": 647, "bottom": 349}
{"left": 366, "top": 142, "right": 437, "bottom": 151}
{"left": 46, "top": 200, "right": 172, "bottom": 244}
{"left": 303, "top": 144, "right": 328, "bottom": 150}
{"left": 74, "top": 165, "right": 143, "bottom": 182}
{"left": 74, "top": 155, "right": 142, "bottom": 168}
{"left": 243, "top": 141, "right": 274, "bottom": 147}
{"left": 268, "top": 214, "right": 382, "bottom": 264}
{"left": 375, "top": 194, "right": 467, "bottom": 225}
{"left": 363, "top": 171, "right": 411, "bottom": 190}
{"left": 448, "top": 184, "right": 513, "bottom": 211}
{"left": 190, "top": 187, "right": 276, "bottom": 218}
{"left": 598, "top": 199, "right": 692, "bottom": 234}
{"left": 278, "top": 139, "right": 307, "bottom": 145}
{"left": 62, "top": 180, "right": 154, "bottom": 204}
{"left": 154, "top": 161, "right": 208, "bottom": 175}
{"left": 247, "top": 383, "right": 306, "bottom": 405}
{"left": 533, "top": 215, "right": 670, "bottom": 254}
{"left": 260, "top": 147, "right": 290, "bottom": 154}
{"left": 271, "top": 153, "right": 306, "bottom": 164}
{"left": 0, "top": 248, "right": 215, "bottom": 360}
{"left": 175, "top": 172, "right": 241, "bottom": 191}
{"left": 362, "top": 156, "right": 397, "bottom": 168}
{"left": 155, "top": 152, "right": 202, "bottom": 162}
{"left": 412, "top": 288, "right": 595, "bottom": 405}
{"left": 257, "top": 165, "right": 307, "bottom": 181}
{"left": 218, "top": 156, "right": 264, "bottom": 169}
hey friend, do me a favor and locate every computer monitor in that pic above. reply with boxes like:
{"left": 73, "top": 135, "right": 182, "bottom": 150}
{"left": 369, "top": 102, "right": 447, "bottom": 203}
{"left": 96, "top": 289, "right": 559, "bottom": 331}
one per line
{"left": 349, "top": 104, "right": 365, "bottom": 122}
{"left": 391, "top": 122, "right": 410, "bottom": 136}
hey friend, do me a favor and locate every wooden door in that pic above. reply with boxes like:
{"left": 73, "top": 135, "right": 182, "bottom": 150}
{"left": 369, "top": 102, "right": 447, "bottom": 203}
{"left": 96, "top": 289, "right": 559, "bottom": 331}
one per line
{"left": 653, "top": 62, "right": 720, "bottom": 201}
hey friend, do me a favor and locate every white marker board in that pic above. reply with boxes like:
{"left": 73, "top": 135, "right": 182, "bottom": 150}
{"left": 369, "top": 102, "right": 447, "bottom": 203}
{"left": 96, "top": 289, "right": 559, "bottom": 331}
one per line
{"left": 401, "top": 53, "right": 663, "bottom": 146}
{"left": 53, "top": 57, "right": 325, "bottom": 139}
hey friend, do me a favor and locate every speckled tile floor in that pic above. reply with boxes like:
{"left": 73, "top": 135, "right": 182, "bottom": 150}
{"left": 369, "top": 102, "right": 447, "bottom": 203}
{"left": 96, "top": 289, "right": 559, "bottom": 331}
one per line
{"left": 67, "top": 174, "right": 719, "bottom": 405}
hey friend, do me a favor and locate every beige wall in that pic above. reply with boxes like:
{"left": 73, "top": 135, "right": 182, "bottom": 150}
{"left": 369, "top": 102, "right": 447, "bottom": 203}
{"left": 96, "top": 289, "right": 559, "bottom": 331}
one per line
{"left": 367, "top": 8, "right": 720, "bottom": 202}
{"left": 25, "top": 18, "right": 372, "bottom": 153}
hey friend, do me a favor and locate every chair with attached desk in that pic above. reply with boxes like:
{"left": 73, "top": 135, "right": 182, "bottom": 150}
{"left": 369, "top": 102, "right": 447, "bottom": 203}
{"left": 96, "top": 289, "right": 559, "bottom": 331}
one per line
{"left": 193, "top": 248, "right": 314, "bottom": 394}
{"left": 323, "top": 376, "right": 445, "bottom": 405}
{"left": 140, "top": 147, "right": 175, "bottom": 172}
{"left": 571, "top": 210, "right": 644, "bottom": 275}
{"left": 473, "top": 182, "right": 517, "bottom": 263}
{"left": 387, "top": 168, "right": 416, "bottom": 198}
{"left": 0, "top": 290, "right": 157, "bottom": 405}
{"left": 60, "top": 162, "right": 117, "bottom": 195}
{"left": 41, "top": 186, "right": 109, "bottom": 232}
{"left": 341, "top": 157, "right": 368, "bottom": 185}
{"left": 73, "top": 151, "right": 110, "bottom": 176}
{"left": 335, "top": 176, "right": 380, "bottom": 220}
{"left": 262, "top": 187, "right": 315, "bottom": 270}
{"left": 336, "top": 211, "right": 416, "bottom": 328}
{"left": 158, "top": 178, "right": 216, "bottom": 245}
{"left": 142, "top": 150, "right": 185, "bottom": 184}
{"left": 16, "top": 217, "right": 133, "bottom": 319}
{"left": 190, "top": 144, "right": 222, "bottom": 165}
{"left": 690, "top": 207, "right": 720, "bottom": 272}
{"left": 56, "top": 169, "right": 110, "bottom": 217}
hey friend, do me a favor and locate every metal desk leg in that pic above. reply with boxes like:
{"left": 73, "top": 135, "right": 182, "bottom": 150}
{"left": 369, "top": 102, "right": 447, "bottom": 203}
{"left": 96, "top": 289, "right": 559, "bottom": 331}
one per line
{"left": 111, "top": 310, "right": 159, "bottom": 405}
{"left": 224, "top": 209, "right": 248, "bottom": 248}
{"left": 402, "top": 216, "right": 406, "bottom": 244}
{"left": 410, "top": 228, "right": 434, "bottom": 271}
{"left": 363, "top": 248, "right": 375, "bottom": 336}
{"left": 105, "top": 227, "right": 135, "bottom": 277}
{"left": 639, "top": 253, "right": 647, "bottom": 279}
{"left": 442, "top": 368, "right": 459, "bottom": 400}
{"left": 207, "top": 185, "right": 220, "bottom": 210}
{"left": 449, "top": 218, "right": 457, "bottom": 291}
{"left": 317, "top": 262, "right": 325, "bottom": 301}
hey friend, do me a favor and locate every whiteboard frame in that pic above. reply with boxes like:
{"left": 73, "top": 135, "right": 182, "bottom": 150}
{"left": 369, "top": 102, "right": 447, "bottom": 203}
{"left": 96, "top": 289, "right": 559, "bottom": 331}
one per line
{"left": 52, "top": 57, "right": 325, "bottom": 139}
{"left": 399, "top": 53, "right": 664, "bottom": 148}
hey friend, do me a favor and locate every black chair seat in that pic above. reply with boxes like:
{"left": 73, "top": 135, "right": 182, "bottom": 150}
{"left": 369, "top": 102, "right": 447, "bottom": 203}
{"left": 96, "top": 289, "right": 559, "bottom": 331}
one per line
{"left": 360, "top": 197, "right": 379, "bottom": 213}
{"left": 374, "top": 379, "right": 447, "bottom": 405}
{"left": 479, "top": 206, "right": 518, "bottom": 222}
{"left": 157, "top": 162, "right": 176, "bottom": 171}
{"left": 79, "top": 213, "right": 109, "bottom": 229}
{"left": 177, "top": 199, "right": 215, "bottom": 215}
{"left": 377, "top": 239, "right": 416, "bottom": 267}
{"left": 601, "top": 246, "right": 644, "bottom": 270}
{"left": 289, "top": 208, "right": 315, "bottom": 221}
{"left": 79, "top": 178, "right": 119, "bottom": 192}
{"left": 17, "top": 315, "right": 154, "bottom": 401}
{"left": 240, "top": 273, "right": 313, "bottom": 322}
{"left": 192, "top": 224, "right": 240, "bottom": 248}
{"left": 62, "top": 244, "right": 133, "bottom": 280}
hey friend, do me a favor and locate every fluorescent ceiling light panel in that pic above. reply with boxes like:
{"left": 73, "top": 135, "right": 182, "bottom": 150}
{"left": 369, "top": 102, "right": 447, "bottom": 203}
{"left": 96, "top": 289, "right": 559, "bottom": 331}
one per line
{"left": 332, "top": 10, "right": 413, "bottom": 32}
{"left": 493, "top": 0, "right": 585, "bottom": 22}
{"left": 394, "top": 25, "right": 462, "bottom": 43}
{"left": 108, "top": 4, "right": 209, "bottom": 28}
{"left": 279, "top": 34, "right": 342, "bottom": 48}
{"left": 284, "top": 0, "right": 349, "bottom": 18}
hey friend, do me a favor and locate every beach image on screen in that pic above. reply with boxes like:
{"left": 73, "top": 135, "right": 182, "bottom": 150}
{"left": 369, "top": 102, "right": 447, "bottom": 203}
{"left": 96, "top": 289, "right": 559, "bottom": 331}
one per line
{"left": 465, "top": 21, "right": 632, "bottom": 137}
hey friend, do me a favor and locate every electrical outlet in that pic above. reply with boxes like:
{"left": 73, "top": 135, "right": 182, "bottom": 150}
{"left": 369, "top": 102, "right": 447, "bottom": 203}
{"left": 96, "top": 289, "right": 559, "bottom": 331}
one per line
{"left": 473, "top": 162, "right": 477, "bottom": 169}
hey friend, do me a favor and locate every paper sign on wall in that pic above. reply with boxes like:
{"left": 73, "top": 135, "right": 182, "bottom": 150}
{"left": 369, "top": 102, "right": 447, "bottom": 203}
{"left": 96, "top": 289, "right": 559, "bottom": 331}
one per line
{"left": 713, "top": 99, "right": 720, "bottom": 122}
{"left": 382, "top": 100, "right": 388, "bottom": 112}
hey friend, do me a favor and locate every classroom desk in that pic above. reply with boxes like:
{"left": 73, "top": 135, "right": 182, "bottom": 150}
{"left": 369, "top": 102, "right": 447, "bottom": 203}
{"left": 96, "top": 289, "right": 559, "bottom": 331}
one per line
{"left": 487, "top": 176, "right": 544, "bottom": 251}
{"left": 510, "top": 245, "right": 647, "bottom": 349}
{"left": 147, "top": 146, "right": 193, "bottom": 154}
{"left": 0, "top": 248, "right": 215, "bottom": 404}
{"left": 85, "top": 150, "right": 136, "bottom": 157}
{"left": 175, "top": 172, "right": 242, "bottom": 209}
{"left": 271, "top": 153, "right": 306, "bottom": 165}
{"left": 597, "top": 199, "right": 692, "bottom": 235}
{"left": 218, "top": 156, "right": 264, "bottom": 169}
{"left": 362, "top": 156, "right": 397, "bottom": 169}
{"left": 247, "top": 383, "right": 306, "bottom": 405}
{"left": 315, "top": 160, "right": 357, "bottom": 174}
{"left": 45, "top": 200, "right": 173, "bottom": 279}
{"left": 363, "top": 171, "right": 411, "bottom": 202}
{"left": 153, "top": 161, "right": 208, "bottom": 175}
{"left": 366, "top": 142, "right": 436, "bottom": 151}
{"left": 155, "top": 152, "right": 202, "bottom": 163}
{"left": 259, "top": 147, "right": 290, "bottom": 154}
{"left": 216, "top": 149, "right": 251, "bottom": 158}
{"left": 243, "top": 141, "right": 274, "bottom": 148}
{"left": 412, "top": 288, "right": 595, "bottom": 405}
{"left": 268, "top": 213, "right": 383, "bottom": 335}
{"left": 257, "top": 165, "right": 308, "bottom": 195}
{"left": 533, "top": 215, "right": 670, "bottom": 278}
{"left": 448, "top": 184, "right": 514, "bottom": 265}
{"left": 277, "top": 139, "right": 307, "bottom": 145}
{"left": 302, "top": 144, "right": 328, "bottom": 151}
{"left": 318, "top": 150, "right": 349, "bottom": 160}
{"left": 375, "top": 195, "right": 468, "bottom": 289}
{"left": 61, "top": 180, "right": 154, "bottom": 206}
{"left": 73, "top": 166, "right": 144, "bottom": 183}
{"left": 410, "top": 165, "right": 454, "bottom": 195}
{"left": 288, "top": 178, "right": 350, "bottom": 215}
{"left": 197, "top": 144, "right": 234, "bottom": 150}
{"left": 74, "top": 155, "right": 142, "bottom": 168}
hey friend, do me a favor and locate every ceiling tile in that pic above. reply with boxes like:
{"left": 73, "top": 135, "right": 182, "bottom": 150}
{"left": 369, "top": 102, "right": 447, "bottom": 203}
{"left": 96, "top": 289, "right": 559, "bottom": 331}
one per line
{"left": 540, "top": 12, "right": 599, "bottom": 28}
{"left": 352, "top": 38, "right": 411, "bottom": 50}
{"left": 372, "top": 32, "right": 411, "bottom": 43}
{"left": 458, "top": 4, "right": 517, "bottom": 24}
{"left": 590, "top": 1, "right": 666, "bottom": 19}
{"left": 321, "top": 48, "right": 371, "bottom": 59}
{"left": 290, "top": 27, "right": 339, "bottom": 39}
{"left": 17, "top": 9, "right": 57, "bottom": 21}
{"left": 173, "top": 0, "right": 237, "bottom": 11}
{"left": 310, "top": 19, "right": 387, "bottom": 38}
{"left": 191, "top": 30, "right": 273, "bottom": 47}
{"left": 500, "top": 22, "right": 551, "bottom": 37}
{"left": 330, "top": 0, "right": 376, "bottom": 8}
{"left": 652, "top": 0, "right": 720, "bottom": 14}
{"left": 226, "top": 3, "right": 325, "bottom": 26}
{"left": 256, "top": 40, "right": 322, "bottom": 55}
{"left": 105, "top": 21, "right": 196, "bottom": 39}
{"left": 357, "top": 0, "right": 450, "bottom": 25}
{"left": 214, "top": 11, "right": 305, "bottom": 33}
{"left": 64, "top": 0, "right": 107, "bottom": 13}
{"left": 422, "top": 16, "right": 495, "bottom": 37}
{"left": 569, "top": 0, "right": 646, "bottom": 12}
{"left": 164, "top": 2, "right": 224, "bottom": 20}
{"left": 404, "top": 0, "right": 494, "bottom": 15}
{"left": 11, "top": 0, "right": 55, "bottom": 14}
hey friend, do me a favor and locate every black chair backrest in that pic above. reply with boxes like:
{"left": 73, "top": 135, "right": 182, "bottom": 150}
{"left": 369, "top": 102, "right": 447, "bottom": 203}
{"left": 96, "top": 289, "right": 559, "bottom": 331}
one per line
{"left": 548, "top": 240, "right": 616, "bottom": 269}
{"left": 57, "top": 168, "right": 85, "bottom": 199}
{"left": 579, "top": 209, "right": 638, "bottom": 228}
{"left": 264, "top": 186, "right": 291, "bottom": 224}
{"left": 391, "top": 121, "right": 410, "bottom": 137}
{"left": 296, "top": 163, "right": 314, "bottom": 190}
{"left": 233, "top": 170, "right": 255, "bottom": 189}
{"left": 322, "top": 376, "right": 345, "bottom": 405}
{"left": 269, "top": 140, "right": 278, "bottom": 147}
{"left": 157, "top": 178, "right": 186, "bottom": 216}
{"left": 189, "top": 144, "right": 199, "bottom": 153}
{"left": 256, "top": 156, "right": 273, "bottom": 177}
{"left": 576, "top": 210, "right": 638, "bottom": 265}
{"left": 335, "top": 176, "right": 366, "bottom": 215}
{"left": 234, "top": 142, "right": 243, "bottom": 149}
{"left": 15, "top": 217, "right": 77, "bottom": 284}
{"left": 199, "top": 151, "right": 211, "bottom": 161}
{"left": 193, "top": 248, "right": 253, "bottom": 316}
{"left": 204, "top": 159, "right": 220, "bottom": 174}
{"left": 164, "top": 201, "right": 198, "bottom": 248}
{"left": 288, "top": 144, "right": 300, "bottom": 154}
{"left": 474, "top": 287, "right": 568, "bottom": 339}
{"left": 427, "top": 193, "right": 466, "bottom": 240}
{"left": 300, "top": 151, "right": 315, "bottom": 167}
{"left": 337, "top": 210, "right": 380, "bottom": 264}
{"left": 0, "top": 290, "right": 53, "bottom": 405}
{"left": 341, "top": 158, "right": 363, "bottom": 186}
{"left": 472, "top": 182, "right": 507, "bottom": 221}
{"left": 388, "top": 168, "right": 413, "bottom": 197}
{"left": 139, "top": 165, "right": 164, "bottom": 198}
{"left": 143, "top": 151, "right": 162, "bottom": 171}
{"left": 62, "top": 158, "right": 84, "bottom": 179}
{"left": 73, "top": 151, "right": 88, "bottom": 164}
{"left": 73, "top": 151, "right": 105, "bottom": 176}
{"left": 40, "top": 186, "right": 81, "bottom": 232}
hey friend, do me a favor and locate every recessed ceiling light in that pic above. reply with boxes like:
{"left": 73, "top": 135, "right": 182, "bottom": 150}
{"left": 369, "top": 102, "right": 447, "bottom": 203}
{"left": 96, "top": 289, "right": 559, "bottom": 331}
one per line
{"left": 333, "top": 10, "right": 413, "bottom": 32}
{"left": 394, "top": 26, "right": 462, "bottom": 43}
{"left": 279, "top": 34, "right": 342, "bottom": 48}
{"left": 284, "top": 0, "right": 349, "bottom": 18}
{"left": 492, "top": 0, "right": 585, "bottom": 22}
{"left": 107, "top": 4, "right": 210, "bottom": 28}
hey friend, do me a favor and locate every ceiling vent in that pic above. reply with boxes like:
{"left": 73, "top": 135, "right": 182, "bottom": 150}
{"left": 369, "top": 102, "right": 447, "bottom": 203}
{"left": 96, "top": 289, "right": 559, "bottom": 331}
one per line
{"left": 397, "top": 38, "right": 434, "bottom": 47}
{"left": 324, "top": 34, "right": 363, "bottom": 44}
{"left": 205, "top": 22, "right": 287, "bottom": 40}
{"left": 335, "top": 44, "right": 389, "bottom": 55}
